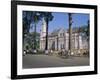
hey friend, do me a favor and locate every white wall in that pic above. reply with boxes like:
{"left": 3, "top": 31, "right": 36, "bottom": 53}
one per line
{"left": 0, "top": 0, "right": 99, "bottom": 80}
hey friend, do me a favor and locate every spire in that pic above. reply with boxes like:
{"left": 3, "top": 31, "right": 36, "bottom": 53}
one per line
{"left": 41, "top": 17, "right": 46, "bottom": 38}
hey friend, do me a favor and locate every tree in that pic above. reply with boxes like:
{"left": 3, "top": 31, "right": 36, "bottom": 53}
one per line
{"left": 78, "top": 27, "right": 81, "bottom": 50}
{"left": 32, "top": 12, "right": 41, "bottom": 50}
{"left": 68, "top": 13, "right": 73, "bottom": 55}
{"left": 24, "top": 32, "right": 40, "bottom": 50}
{"left": 23, "top": 11, "right": 34, "bottom": 52}
{"left": 23, "top": 11, "right": 34, "bottom": 35}
{"left": 77, "top": 20, "right": 89, "bottom": 50}
{"left": 83, "top": 20, "right": 89, "bottom": 49}
{"left": 79, "top": 21, "right": 89, "bottom": 41}
{"left": 86, "top": 20, "right": 90, "bottom": 41}
{"left": 23, "top": 11, "right": 41, "bottom": 51}
{"left": 40, "top": 12, "right": 54, "bottom": 51}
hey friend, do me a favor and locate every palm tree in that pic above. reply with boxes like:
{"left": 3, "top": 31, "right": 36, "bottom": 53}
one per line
{"left": 87, "top": 20, "right": 90, "bottom": 49}
{"left": 23, "top": 11, "right": 41, "bottom": 52}
{"left": 40, "top": 12, "right": 53, "bottom": 53}
{"left": 23, "top": 11, "right": 32, "bottom": 36}
{"left": 83, "top": 20, "right": 89, "bottom": 49}
{"left": 23, "top": 11, "right": 35, "bottom": 52}
{"left": 78, "top": 27, "right": 80, "bottom": 51}
{"left": 80, "top": 20, "right": 90, "bottom": 49}
{"left": 32, "top": 12, "right": 41, "bottom": 50}
{"left": 68, "top": 13, "right": 73, "bottom": 55}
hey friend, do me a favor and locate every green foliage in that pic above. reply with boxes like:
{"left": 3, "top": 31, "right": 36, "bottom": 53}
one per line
{"left": 80, "top": 20, "right": 89, "bottom": 41}
{"left": 23, "top": 11, "right": 54, "bottom": 51}
{"left": 24, "top": 32, "right": 40, "bottom": 50}
{"left": 40, "top": 12, "right": 54, "bottom": 50}
{"left": 40, "top": 12, "right": 54, "bottom": 22}
{"left": 23, "top": 11, "right": 41, "bottom": 35}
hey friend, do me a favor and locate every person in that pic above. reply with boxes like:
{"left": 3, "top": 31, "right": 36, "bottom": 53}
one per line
{"left": 23, "top": 46, "right": 29, "bottom": 56}
{"left": 23, "top": 50, "right": 26, "bottom": 56}
{"left": 49, "top": 49, "right": 53, "bottom": 55}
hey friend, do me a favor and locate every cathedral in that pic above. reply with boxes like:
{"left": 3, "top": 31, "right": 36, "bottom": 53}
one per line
{"left": 40, "top": 17, "right": 89, "bottom": 52}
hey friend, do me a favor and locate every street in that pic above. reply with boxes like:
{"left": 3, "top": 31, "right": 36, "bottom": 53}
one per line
{"left": 23, "top": 54, "right": 89, "bottom": 69}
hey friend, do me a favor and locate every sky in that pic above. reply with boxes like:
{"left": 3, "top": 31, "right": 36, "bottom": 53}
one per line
{"left": 29, "top": 12, "right": 89, "bottom": 33}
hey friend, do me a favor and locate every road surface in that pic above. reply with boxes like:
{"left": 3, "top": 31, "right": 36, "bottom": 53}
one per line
{"left": 23, "top": 54, "right": 89, "bottom": 69}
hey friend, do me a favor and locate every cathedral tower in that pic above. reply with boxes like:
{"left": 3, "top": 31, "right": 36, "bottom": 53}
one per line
{"left": 40, "top": 17, "right": 47, "bottom": 50}
{"left": 40, "top": 17, "right": 46, "bottom": 38}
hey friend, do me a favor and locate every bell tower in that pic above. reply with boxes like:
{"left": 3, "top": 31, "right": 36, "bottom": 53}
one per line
{"left": 40, "top": 17, "right": 46, "bottom": 38}
{"left": 40, "top": 17, "right": 46, "bottom": 50}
